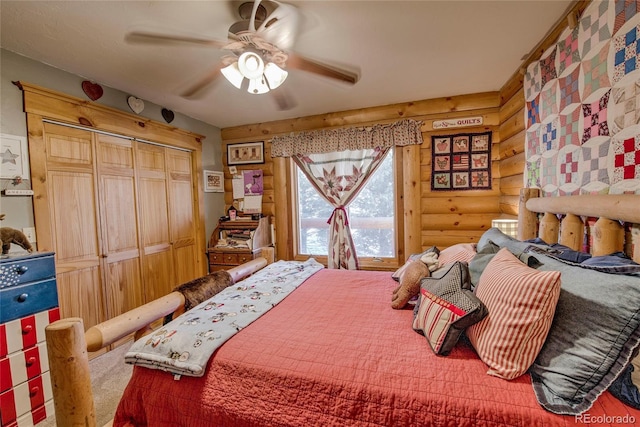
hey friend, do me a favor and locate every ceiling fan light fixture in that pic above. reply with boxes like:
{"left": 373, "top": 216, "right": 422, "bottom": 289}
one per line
{"left": 237, "top": 51, "right": 265, "bottom": 80}
{"left": 221, "top": 62, "right": 244, "bottom": 89}
{"left": 264, "top": 62, "right": 288, "bottom": 90}
{"left": 247, "top": 77, "right": 270, "bottom": 94}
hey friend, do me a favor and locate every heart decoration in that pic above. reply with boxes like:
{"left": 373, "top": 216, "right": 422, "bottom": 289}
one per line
{"left": 161, "top": 108, "right": 175, "bottom": 124}
{"left": 127, "top": 96, "right": 145, "bottom": 114}
{"left": 82, "top": 81, "right": 103, "bottom": 101}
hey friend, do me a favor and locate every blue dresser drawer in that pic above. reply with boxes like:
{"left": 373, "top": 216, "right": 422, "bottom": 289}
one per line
{"left": 0, "top": 253, "right": 55, "bottom": 289}
{"left": 0, "top": 279, "right": 59, "bottom": 323}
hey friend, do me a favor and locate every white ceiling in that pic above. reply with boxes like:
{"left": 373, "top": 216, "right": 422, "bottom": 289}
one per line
{"left": 0, "top": 1, "right": 572, "bottom": 129}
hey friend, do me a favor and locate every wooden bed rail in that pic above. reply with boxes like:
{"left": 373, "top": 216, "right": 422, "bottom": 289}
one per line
{"left": 525, "top": 194, "right": 640, "bottom": 224}
{"left": 45, "top": 255, "right": 270, "bottom": 427}
{"left": 518, "top": 190, "right": 640, "bottom": 259}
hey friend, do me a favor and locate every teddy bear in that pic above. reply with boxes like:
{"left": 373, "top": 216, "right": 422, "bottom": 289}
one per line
{"left": 391, "top": 252, "right": 439, "bottom": 309}
{"left": 0, "top": 227, "right": 34, "bottom": 255}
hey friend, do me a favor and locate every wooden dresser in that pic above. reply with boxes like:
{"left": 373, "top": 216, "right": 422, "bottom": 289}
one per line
{"left": 0, "top": 252, "right": 59, "bottom": 427}
{"left": 207, "top": 217, "right": 271, "bottom": 271}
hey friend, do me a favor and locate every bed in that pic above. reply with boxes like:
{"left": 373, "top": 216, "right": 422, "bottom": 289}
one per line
{"left": 45, "top": 190, "right": 640, "bottom": 427}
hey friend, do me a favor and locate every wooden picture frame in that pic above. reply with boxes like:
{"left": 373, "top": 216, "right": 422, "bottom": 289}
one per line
{"left": 204, "top": 170, "right": 224, "bottom": 193}
{"left": 0, "top": 133, "right": 30, "bottom": 179}
{"left": 227, "top": 142, "right": 265, "bottom": 165}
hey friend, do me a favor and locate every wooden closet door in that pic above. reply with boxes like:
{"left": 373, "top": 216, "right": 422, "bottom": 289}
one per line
{"left": 96, "top": 134, "right": 145, "bottom": 319}
{"left": 135, "top": 142, "right": 175, "bottom": 302}
{"left": 40, "top": 123, "right": 106, "bottom": 328}
{"left": 166, "top": 148, "right": 199, "bottom": 285}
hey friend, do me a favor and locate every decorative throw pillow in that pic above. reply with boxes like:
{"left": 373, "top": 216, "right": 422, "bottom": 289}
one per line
{"left": 437, "top": 243, "right": 477, "bottom": 268}
{"left": 466, "top": 248, "right": 561, "bottom": 380}
{"left": 412, "top": 261, "right": 488, "bottom": 356}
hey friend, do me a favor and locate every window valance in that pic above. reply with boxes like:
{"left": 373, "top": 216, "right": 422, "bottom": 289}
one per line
{"left": 271, "top": 119, "right": 424, "bottom": 157}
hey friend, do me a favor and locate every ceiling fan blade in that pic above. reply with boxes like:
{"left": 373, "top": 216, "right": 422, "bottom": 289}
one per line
{"left": 286, "top": 52, "right": 359, "bottom": 85}
{"left": 181, "top": 64, "right": 224, "bottom": 99}
{"left": 125, "top": 31, "right": 227, "bottom": 49}
{"left": 270, "top": 86, "right": 297, "bottom": 111}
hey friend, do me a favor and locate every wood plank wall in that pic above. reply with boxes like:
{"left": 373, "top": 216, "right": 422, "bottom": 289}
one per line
{"left": 219, "top": 0, "right": 589, "bottom": 266}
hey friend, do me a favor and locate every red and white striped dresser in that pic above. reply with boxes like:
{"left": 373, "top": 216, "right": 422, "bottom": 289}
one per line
{"left": 0, "top": 252, "right": 59, "bottom": 427}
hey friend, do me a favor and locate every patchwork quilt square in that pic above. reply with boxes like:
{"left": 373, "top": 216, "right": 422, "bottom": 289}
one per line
{"left": 525, "top": 62, "right": 542, "bottom": 101}
{"left": 581, "top": 90, "right": 611, "bottom": 143}
{"left": 614, "top": 0, "right": 640, "bottom": 34}
{"left": 613, "top": 135, "right": 640, "bottom": 180}
{"left": 526, "top": 127, "right": 541, "bottom": 157}
{"left": 613, "top": 24, "right": 640, "bottom": 83}
{"left": 559, "top": 148, "right": 580, "bottom": 186}
{"left": 527, "top": 95, "right": 541, "bottom": 127}
{"left": 540, "top": 81, "right": 559, "bottom": 118}
{"left": 580, "top": 140, "right": 610, "bottom": 187}
{"left": 540, "top": 49, "right": 558, "bottom": 88}
{"left": 541, "top": 154, "right": 559, "bottom": 190}
{"left": 558, "top": 66, "right": 581, "bottom": 113}
{"left": 558, "top": 27, "right": 580, "bottom": 76}
{"left": 559, "top": 108, "right": 581, "bottom": 149}
{"left": 610, "top": 79, "right": 640, "bottom": 133}
{"left": 580, "top": 0, "right": 611, "bottom": 57}
{"left": 541, "top": 119, "right": 559, "bottom": 151}
{"left": 581, "top": 43, "right": 611, "bottom": 100}
{"left": 526, "top": 158, "right": 542, "bottom": 188}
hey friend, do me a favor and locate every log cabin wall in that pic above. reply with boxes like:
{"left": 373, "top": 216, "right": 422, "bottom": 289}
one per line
{"left": 220, "top": 1, "right": 589, "bottom": 268}
{"left": 221, "top": 93, "right": 501, "bottom": 266}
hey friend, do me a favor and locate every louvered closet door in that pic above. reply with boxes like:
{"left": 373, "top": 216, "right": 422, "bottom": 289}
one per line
{"left": 135, "top": 142, "right": 175, "bottom": 302}
{"left": 95, "top": 134, "right": 145, "bottom": 319}
{"left": 41, "top": 123, "right": 106, "bottom": 328}
{"left": 166, "top": 148, "right": 199, "bottom": 285}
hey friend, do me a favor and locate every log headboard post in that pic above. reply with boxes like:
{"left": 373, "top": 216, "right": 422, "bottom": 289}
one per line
{"left": 518, "top": 188, "right": 539, "bottom": 241}
{"left": 45, "top": 318, "right": 97, "bottom": 427}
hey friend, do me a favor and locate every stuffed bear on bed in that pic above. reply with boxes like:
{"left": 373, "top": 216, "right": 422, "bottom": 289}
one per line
{"left": 391, "top": 251, "right": 439, "bottom": 309}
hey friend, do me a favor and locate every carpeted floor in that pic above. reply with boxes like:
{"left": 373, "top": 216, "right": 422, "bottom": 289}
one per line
{"left": 41, "top": 342, "right": 133, "bottom": 427}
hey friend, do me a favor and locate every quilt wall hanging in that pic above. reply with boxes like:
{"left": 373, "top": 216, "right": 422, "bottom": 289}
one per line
{"left": 524, "top": 0, "right": 640, "bottom": 195}
{"left": 431, "top": 132, "right": 492, "bottom": 191}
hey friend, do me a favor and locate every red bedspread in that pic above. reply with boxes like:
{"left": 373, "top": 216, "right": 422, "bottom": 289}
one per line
{"left": 114, "top": 269, "right": 640, "bottom": 426}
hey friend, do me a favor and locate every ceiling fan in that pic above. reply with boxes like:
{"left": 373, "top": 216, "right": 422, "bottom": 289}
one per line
{"left": 124, "top": 0, "right": 360, "bottom": 110}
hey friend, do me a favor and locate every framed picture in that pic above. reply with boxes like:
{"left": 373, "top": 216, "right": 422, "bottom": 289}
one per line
{"left": 227, "top": 141, "right": 265, "bottom": 165}
{"left": 204, "top": 170, "right": 224, "bottom": 193}
{"left": 0, "top": 133, "right": 30, "bottom": 179}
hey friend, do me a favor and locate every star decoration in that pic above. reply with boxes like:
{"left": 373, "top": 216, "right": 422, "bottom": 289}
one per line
{"left": 1, "top": 148, "right": 19, "bottom": 164}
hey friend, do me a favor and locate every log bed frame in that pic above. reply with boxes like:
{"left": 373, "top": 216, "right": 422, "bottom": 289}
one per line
{"left": 44, "top": 190, "right": 640, "bottom": 427}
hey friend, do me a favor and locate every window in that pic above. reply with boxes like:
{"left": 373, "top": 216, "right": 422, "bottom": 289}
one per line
{"left": 296, "top": 149, "right": 395, "bottom": 259}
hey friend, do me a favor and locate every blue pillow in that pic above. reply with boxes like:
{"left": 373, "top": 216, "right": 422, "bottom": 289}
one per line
{"left": 609, "top": 363, "right": 640, "bottom": 410}
{"left": 528, "top": 252, "right": 640, "bottom": 414}
{"left": 526, "top": 246, "right": 640, "bottom": 276}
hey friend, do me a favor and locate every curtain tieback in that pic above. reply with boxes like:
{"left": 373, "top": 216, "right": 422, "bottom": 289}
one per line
{"left": 328, "top": 206, "right": 349, "bottom": 225}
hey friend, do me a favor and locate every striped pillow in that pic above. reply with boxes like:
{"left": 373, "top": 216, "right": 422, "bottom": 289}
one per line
{"left": 466, "top": 248, "right": 561, "bottom": 380}
{"left": 437, "top": 243, "right": 477, "bottom": 268}
{"left": 412, "top": 262, "right": 488, "bottom": 355}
